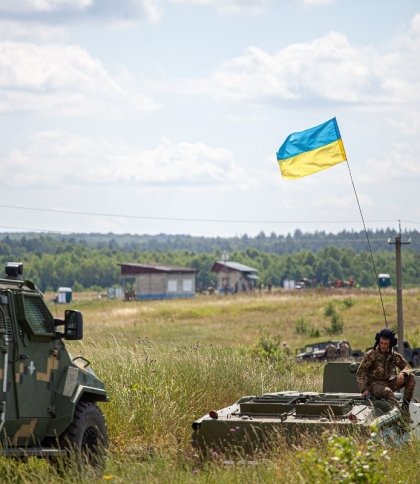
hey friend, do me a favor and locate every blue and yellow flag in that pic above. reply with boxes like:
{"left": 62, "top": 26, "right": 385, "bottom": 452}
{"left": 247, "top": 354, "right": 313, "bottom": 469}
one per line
{"left": 276, "top": 118, "right": 347, "bottom": 179}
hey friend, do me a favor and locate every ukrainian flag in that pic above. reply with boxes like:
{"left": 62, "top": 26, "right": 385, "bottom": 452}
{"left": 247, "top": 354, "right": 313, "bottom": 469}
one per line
{"left": 276, "top": 118, "right": 347, "bottom": 179}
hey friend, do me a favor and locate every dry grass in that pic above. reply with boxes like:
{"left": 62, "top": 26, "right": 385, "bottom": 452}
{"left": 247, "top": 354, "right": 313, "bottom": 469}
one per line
{"left": 54, "top": 287, "right": 420, "bottom": 351}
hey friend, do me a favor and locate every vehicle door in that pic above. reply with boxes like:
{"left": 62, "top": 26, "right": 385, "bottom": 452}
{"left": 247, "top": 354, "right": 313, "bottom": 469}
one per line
{"left": 13, "top": 291, "right": 58, "bottom": 418}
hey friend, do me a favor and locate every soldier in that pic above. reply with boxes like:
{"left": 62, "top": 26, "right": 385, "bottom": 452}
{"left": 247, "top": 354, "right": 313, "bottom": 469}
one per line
{"left": 356, "top": 328, "right": 416, "bottom": 421}
{"left": 325, "top": 341, "right": 337, "bottom": 360}
{"left": 339, "top": 340, "right": 350, "bottom": 358}
{"left": 282, "top": 342, "right": 291, "bottom": 356}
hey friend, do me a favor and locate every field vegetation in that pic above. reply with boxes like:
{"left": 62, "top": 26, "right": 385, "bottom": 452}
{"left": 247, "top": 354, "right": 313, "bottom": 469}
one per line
{"left": 1, "top": 288, "right": 419, "bottom": 482}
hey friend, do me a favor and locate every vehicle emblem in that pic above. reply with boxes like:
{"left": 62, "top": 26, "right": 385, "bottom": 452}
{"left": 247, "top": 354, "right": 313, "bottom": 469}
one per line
{"left": 28, "top": 361, "right": 36, "bottom": 375}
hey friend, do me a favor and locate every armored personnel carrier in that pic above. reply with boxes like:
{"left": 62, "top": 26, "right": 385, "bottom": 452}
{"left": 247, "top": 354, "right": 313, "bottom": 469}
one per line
{"left": 192, "top": 362, "right": 420, "bottom": 454}
{"left": 0, "top": 262, "right": 108, "bottom": 469}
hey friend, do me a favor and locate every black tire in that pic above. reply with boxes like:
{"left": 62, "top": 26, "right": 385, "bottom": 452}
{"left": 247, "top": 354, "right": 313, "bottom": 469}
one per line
{"left": 60, "top": 401, "right": 108, "bottom": 474}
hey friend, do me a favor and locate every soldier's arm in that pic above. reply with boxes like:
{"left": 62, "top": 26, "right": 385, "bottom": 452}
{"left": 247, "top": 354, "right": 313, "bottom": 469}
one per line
{"left": 356, "top": 352, "right": 373, "bottom": 392}
{"left": 394, "top": 353, "right": 412, "bottom": 375}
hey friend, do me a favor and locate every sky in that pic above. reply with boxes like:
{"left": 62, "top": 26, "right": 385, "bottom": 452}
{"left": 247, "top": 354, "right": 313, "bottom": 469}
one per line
{"left": 0, "top": 0, "right": 420, "bottom": 238}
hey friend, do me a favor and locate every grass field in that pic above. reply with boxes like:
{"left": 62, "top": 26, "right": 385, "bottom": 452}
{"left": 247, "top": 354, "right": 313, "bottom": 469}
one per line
{"left": 1, "top": 288, "right": 419, "bottom": 483}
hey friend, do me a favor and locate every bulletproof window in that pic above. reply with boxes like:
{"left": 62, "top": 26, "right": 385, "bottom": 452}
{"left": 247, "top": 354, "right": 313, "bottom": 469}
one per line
{"left": 22, "top": 294, "right": 54, "bottom": 335}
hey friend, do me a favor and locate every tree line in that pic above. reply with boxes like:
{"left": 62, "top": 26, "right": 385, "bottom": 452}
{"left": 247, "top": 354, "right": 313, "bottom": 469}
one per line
{"left": 0, "top": 231, "right": 418, "bottom": 291}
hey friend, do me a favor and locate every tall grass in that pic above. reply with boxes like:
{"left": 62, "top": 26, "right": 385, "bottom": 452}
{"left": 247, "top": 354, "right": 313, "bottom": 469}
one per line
{"left": 81, "top": 339, "right": 320, "bottom": 453}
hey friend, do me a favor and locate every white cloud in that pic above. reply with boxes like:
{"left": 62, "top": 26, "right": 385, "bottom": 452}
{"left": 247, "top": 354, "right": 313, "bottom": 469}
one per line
{"left": 0, "top": 131, "right": 250, "bottom": 188}
{"left": 298, "top": 0, "right": 335, "bottom": 7}
{"left": 0, "top": 20, "right": 68, "bottom": 41}
{"left": 363, "top": 147, "right": 420, "bottom": 184}
{"left": 182, "top": 26, "right": 420, "bottom": 106}
{"left": 0, "top": 40, "right": 158, "bottom": 114}
{"left": 170, "top": 0, "right": 269, "bottom": 15}
{"left": 0, "top": 0, "right": 162, "bottom": 24}
{"left": 0, "top": 1, "right": 92, "bottom": 14}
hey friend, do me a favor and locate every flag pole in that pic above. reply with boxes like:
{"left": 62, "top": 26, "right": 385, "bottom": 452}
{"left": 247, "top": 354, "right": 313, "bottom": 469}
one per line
{"left": 344, "top": 160, "right": 389, "bottom": 327}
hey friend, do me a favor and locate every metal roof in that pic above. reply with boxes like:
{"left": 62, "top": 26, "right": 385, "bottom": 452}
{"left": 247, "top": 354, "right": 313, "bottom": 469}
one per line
{"left": 119, "top": 263, "right": 197, "bottom": 275}
{"left": 211, "top": 261, "right": 258, "bottom": 273}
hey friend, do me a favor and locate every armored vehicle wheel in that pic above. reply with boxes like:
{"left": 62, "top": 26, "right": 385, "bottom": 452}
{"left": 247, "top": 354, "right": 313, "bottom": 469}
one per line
{"left": 60, "top": 401, "right": 108, "bottom": 473}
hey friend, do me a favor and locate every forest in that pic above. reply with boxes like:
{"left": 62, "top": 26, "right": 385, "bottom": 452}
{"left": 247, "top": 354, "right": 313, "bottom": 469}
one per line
{"left": 0, "top": 229, "right": 418, "bottom": 291}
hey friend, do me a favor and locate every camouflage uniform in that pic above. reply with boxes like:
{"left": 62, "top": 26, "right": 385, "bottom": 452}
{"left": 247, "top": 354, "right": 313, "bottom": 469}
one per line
{"left": 325, "top": 342, "right": 337, "bottom": 361}
{"left": 356, "top": 347, "right": 416, "bottom": 406}
{"left": 339, "top": 341, "right": 350, "bottom": 358}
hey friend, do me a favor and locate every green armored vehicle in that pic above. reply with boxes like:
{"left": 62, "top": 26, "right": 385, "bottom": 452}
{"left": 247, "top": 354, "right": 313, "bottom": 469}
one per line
{"left": 192, "top": 362, "right": 420, "bottom": 454}
{"left": 0, "top": 262, "right": 108, "bottom": 468}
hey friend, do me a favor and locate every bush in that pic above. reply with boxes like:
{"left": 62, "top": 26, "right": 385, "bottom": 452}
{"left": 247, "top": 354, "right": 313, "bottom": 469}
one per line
{"left": 324, "top": 302, "right": 335, "bottom": 317}
{"left": 295, "top": 318, "right": 308, "bottom": 334}
{"left": 324, "top": 303, "right": 344, "bottom": 335}
{"left": 295, "top": 318, "right": 320, "bottom": 337}
{"left": 299, "top": 433, "right": 389, "bottom": 483}
{"left": 342, "top": 297, "right": 355, "bottom": 309}
{"left": 309, "top": 327, "right": 321, "bottom": 337}
{"left": 252, "top": 333, "right": 284, "bottom": 360}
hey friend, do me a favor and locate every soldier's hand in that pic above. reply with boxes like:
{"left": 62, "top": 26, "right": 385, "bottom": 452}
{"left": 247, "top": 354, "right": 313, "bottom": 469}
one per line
{"left": 396, "top": 373, "right": 406, "bottom": 386}
{"left": 362, "top": 389, "right": 370, "bottom": 398}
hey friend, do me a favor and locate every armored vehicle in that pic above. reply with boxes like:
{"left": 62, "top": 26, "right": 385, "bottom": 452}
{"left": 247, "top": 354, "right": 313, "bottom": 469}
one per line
{"left": 295, "top": 340, "right": 341, "bottom": 361}
{"left": 295, "top": 340, "right": 363, "bottom": 362}
{"left": 0, "top": 262, "right": 108, "bottom": 469}
{"left": 192, "top": 362, "right": 420, "bottom": 455}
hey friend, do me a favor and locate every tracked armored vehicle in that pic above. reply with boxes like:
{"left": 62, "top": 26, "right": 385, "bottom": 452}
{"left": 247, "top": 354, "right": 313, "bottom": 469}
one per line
{"left": 192, "top": 362, "right": 420, "bottom": 454}
{"left": 0, "top": 262, "right": 108, "bottom": 469}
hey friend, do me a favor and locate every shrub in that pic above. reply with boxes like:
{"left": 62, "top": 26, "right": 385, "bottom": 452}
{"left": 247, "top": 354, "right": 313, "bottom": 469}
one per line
{"left": 309, "top": 327, "right": 321, "bottom": 337}
{"left": 324, "top": 302, "right": 344, "bottom": 335}
{"left": 324, "top": 302, "right": 336, "bottom": 317}
{"left": 298, "top": 433, "right": 389, "bottom": 483}
{"left": 295, "top": 318, "right": 320, "bottom": 337}
{"left": 295, "top": 318, "right": 308, "bottom": 334}
{"left": 342, "top": 297, "right": 355, "bottom": 309}
{"left": 252, "top": 333, "right": 284, "bottom": 360}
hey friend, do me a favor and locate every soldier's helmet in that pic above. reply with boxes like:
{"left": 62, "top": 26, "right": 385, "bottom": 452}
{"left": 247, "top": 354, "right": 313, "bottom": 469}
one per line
{"left": 374, "top": 328, "right": 397, "bottom": 350}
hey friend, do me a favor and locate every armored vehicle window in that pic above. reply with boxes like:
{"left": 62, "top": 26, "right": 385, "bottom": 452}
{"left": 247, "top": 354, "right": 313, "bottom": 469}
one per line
{"left": 22, "top": 295, "right": 54, "bottom": 335}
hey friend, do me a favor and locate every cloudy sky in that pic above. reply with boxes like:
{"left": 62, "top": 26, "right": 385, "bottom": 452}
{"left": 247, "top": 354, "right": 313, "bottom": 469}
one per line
{"left": 0, "top": 0, "right": 419, "bottom": 237}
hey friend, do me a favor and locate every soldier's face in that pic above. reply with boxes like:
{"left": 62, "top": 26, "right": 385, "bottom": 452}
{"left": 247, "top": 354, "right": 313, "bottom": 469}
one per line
{"left": 379, "top": 337, "right": 391, "bottom": 353}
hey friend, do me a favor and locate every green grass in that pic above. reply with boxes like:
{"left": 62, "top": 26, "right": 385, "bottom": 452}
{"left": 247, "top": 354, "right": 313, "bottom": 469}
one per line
{"left": 2, "top": 288, "right": 418, "bottom": 482}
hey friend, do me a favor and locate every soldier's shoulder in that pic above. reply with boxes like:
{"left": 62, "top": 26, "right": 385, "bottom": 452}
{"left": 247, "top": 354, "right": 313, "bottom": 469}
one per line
{"left": 391, "top": 350, "right": 405, "bottom": 360}
{"left": 358, "top": 348, "right": 375, "bottom": 368}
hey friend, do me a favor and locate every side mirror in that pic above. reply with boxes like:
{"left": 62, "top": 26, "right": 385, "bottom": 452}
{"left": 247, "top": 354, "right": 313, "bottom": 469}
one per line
{"left": 64, "top": 310, "right": 83, "bottom": 340}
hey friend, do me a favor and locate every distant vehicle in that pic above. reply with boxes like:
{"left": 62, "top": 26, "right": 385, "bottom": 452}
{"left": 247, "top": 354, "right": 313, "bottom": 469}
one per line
{"left": 295, "top": 341, "right": 363, "bottom": 362}
{"left": 295, "top": 341, "right": 342, "bottom": 361}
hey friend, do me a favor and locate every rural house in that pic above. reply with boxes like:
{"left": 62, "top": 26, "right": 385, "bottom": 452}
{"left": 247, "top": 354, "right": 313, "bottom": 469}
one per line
{"left": 119, "top": 263, "right": 197, "bottom": 300}
{"left": 211, "top": 261, "right": 259, "bottom": 293}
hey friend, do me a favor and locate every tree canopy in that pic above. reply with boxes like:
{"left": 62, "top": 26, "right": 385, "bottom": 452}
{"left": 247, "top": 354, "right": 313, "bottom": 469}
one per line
{"left": 0, "top": 230, "right": 418, "bottom": 291}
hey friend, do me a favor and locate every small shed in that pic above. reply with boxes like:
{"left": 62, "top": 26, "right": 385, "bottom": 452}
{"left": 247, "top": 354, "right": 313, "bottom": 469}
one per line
{"left": 211, "top": 261, "right": 259, "bottom": 293}
{"left": 57, "top": 287, "right": 72, "bottom": 304}
{"left": 119, "top": 263, "right": 197, "bottom": 300}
